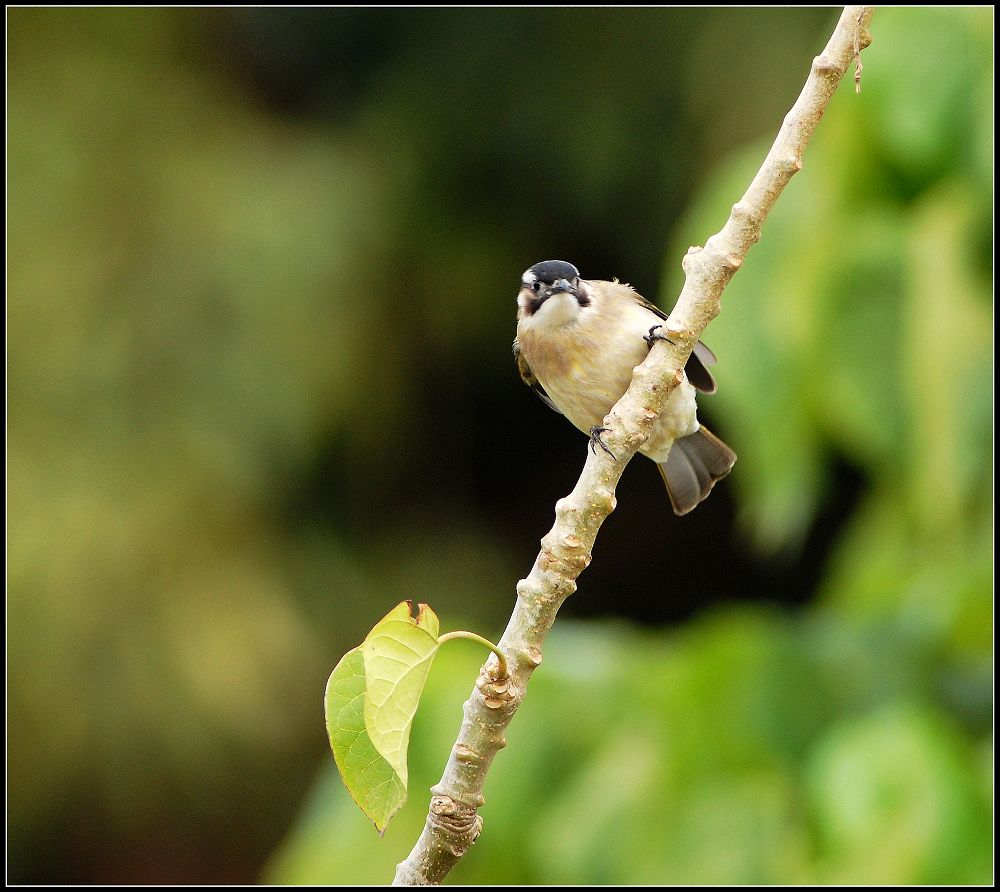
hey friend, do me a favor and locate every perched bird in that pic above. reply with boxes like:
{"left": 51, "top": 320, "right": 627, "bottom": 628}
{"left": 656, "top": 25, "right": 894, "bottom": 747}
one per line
{"left": 513, "top": 260, "right": 736, "bottom": 515}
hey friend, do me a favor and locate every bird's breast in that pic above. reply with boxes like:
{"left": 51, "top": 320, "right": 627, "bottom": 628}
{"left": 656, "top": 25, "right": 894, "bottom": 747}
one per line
{"left": 517, "top": 303, "right": 654, "bottom": 433}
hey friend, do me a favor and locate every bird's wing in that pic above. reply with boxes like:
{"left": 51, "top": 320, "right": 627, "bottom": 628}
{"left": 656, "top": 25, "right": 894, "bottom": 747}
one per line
{"left": 630, "top": 291, "right": 718, "bottom": 395}
{"left": 513, "top": 338, "right": 563, "bottom": 415}
{"left": 687, "top": 342, "right": 718, "bottom": 394}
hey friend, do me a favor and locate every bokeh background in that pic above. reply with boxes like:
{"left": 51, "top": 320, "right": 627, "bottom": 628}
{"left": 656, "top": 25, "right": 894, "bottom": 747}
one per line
{"left": 7, "top": 7, "right": 993, "bottom": 885}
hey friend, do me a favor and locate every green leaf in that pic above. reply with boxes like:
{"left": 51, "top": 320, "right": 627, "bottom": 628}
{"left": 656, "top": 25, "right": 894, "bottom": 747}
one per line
{"left": 361, "top": 601, "right": 441, "bottom": 787}
{"left": 324, "top": 647, "right": 406, "bottom": 834}
{"left": 324, "top": 601, "right": 441, "bottom": 833}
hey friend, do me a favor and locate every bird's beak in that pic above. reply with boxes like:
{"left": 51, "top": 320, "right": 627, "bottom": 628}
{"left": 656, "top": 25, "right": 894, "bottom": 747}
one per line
{"left": 541, "top": 278, "right": 576, "bottom": 301}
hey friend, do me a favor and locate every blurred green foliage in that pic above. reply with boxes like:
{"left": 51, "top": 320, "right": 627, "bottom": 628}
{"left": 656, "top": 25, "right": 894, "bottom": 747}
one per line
{"left": 7, "top": 6, "right": 992, "bottom": 886}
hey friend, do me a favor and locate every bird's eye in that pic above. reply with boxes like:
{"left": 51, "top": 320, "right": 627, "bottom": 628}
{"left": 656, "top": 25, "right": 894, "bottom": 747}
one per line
{"left": 531, "top": 281, "right": 541, "bottom": 293}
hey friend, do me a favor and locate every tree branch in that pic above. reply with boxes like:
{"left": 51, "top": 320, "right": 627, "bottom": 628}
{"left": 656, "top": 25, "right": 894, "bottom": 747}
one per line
{"left": 392, "top": 6, "right": 875, "bottom": 885}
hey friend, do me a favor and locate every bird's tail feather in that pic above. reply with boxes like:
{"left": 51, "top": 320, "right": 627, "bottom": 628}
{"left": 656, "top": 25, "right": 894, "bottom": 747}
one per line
{"left": 656, "top": 426, "right": 736, "bottom": 516}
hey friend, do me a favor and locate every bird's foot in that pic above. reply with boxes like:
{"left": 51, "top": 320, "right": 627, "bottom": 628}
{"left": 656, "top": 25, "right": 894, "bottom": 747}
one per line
{"left": 589, "top": 425, "right": 616, "bottom": 460}
{"left": 643, "top": 325, "right": 677, "bottom": 348}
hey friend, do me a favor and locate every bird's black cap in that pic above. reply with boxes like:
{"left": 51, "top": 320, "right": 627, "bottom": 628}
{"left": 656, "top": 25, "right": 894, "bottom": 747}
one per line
{"left": 527, "top": 260, "right": 580, "bottom": 284}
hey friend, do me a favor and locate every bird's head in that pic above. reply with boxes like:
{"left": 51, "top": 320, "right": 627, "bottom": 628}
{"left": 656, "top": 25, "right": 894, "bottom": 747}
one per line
{"left": 517, "top": 260, "right": 591, "bottom": 327}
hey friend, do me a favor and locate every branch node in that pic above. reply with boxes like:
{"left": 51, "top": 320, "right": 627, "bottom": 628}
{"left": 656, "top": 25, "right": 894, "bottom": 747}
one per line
{"left": 780, "top": 156, "right": 803, "bottom": 176}
{"left": 732, "top": 200, "right": 760, "bottom": 229}
{"left": 453, "top": 743, "right": 482, "bottom": 764}
{"left": 515, "top": 578, "right": 534, "bottom": 600}
{"left": 813, "top": 54, "right": 837, "bottom": 74}
{"left": 430, "top": 796, "right": 456, "bottom": 816}
{"left": 426, "top": 796, "right": 484, "bottom": 854}
{"left": 486, "top": 678, "right": 510, "bottom": 695}
{"left": 478, "top": 664, "right": 514, "bottom": 703}
{"left": 478, "top": 665, "right": 516, "bottom": 706}
{"left": 430, "top": 793, "right": 483, "bottom": 816}
{"left": 681, "top": 245, "right": 703, "bottom": 268}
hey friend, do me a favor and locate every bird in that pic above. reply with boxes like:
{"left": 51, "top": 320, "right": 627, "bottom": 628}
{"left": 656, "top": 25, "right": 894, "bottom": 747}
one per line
{"left": 513, "top": 259, "right": 736, "bottom": 515}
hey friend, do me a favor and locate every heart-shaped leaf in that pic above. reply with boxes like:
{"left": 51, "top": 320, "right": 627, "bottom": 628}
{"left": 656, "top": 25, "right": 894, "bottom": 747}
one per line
{"left": 325, "top": 602, "right": 441, "bottom": 832}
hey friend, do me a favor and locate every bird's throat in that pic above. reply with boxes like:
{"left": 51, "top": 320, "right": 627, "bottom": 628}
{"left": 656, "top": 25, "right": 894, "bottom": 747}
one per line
{"left": 527, "top": 292, "right": 582, "bottom": 330}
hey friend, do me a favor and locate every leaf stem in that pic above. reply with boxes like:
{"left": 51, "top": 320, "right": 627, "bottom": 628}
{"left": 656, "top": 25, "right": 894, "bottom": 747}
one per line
{"left": 437, "top": 631, "right": 508, "bottom": 679}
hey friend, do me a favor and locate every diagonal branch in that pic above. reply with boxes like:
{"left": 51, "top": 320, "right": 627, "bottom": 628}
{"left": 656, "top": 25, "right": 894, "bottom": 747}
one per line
{"left": 392, "top": 6, "right": 875, "bottom": 885}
